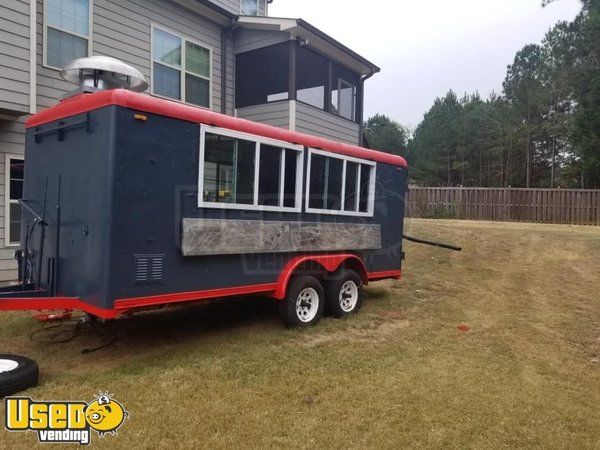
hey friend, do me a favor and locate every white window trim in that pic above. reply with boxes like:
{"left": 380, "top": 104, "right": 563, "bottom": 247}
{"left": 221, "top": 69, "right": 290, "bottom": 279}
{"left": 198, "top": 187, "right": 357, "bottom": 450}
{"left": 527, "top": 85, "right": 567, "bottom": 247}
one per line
{"left": 305, "top": 148, "right": 376, "bottom": 218}
{"left": 42, "top": 0, "right": 93, "bottom": 71}
{"left": 4, "top": 154, "right": 24, "bottom": 247}
{"left": 151, "top": 23, "right": 213, "bottom": 110}
{"left": 198, "top": 125, "right": 304, "bottom": 213}
{"left": 240, "top": 0, "right": 259, "bottom": 16}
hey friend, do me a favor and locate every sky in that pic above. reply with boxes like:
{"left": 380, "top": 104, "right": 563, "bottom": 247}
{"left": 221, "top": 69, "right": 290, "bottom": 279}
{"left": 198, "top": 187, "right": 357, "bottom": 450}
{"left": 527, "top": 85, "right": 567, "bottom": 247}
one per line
{"left": 269, "top": 0, "right": 583, "bottom": 128}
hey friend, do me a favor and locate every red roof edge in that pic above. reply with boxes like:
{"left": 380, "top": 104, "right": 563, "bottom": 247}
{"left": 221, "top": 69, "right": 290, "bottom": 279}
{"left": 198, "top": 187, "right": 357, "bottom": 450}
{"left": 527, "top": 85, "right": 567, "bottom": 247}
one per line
{"left": 26, "top": 89, "right": 408, "bottom": 168}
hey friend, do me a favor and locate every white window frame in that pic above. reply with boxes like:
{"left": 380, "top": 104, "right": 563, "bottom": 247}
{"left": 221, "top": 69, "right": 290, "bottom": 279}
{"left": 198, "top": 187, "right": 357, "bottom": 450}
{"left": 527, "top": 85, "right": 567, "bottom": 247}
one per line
{"left": 305, "top": 148, "right": 376, "bottom": 217}
{"left": 151, "top": 23, "right": 213, "bottom": 110}
{"left": 240, "top": 0, "right": 259, "bottom": 16}
{"left": 4, "top": 154, "right": 24, "bottom": 247}
{"left": 198, "top": 125, "right": 304, "bottom": 212}
{"left": 43, "top": 0, "right": 93, "bottom": 70}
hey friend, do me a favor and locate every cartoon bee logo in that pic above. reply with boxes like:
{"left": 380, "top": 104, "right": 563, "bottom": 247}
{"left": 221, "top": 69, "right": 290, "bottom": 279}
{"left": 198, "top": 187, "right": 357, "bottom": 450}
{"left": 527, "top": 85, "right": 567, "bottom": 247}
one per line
{"left": 84, "top": 393, "right": 129, "bottom": 437}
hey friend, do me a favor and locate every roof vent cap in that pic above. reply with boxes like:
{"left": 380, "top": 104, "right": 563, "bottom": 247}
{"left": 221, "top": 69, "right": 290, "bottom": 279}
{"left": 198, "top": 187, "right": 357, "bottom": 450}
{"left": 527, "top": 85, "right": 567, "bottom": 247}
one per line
{"left": 60, "top": 56, "right": 148, "bottom": 93}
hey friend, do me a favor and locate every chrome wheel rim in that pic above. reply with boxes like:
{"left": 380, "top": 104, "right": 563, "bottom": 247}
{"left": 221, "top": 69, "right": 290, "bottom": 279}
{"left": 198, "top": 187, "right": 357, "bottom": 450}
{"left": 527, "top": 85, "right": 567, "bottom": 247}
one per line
{"left": 0, "top": 359, "right": 18, "bottom": 373}
{"left": 296, "top": 287, "right": 319, "bottom": 323}
{"left": 339, "top": 281, "right": 359, "bottom": 312}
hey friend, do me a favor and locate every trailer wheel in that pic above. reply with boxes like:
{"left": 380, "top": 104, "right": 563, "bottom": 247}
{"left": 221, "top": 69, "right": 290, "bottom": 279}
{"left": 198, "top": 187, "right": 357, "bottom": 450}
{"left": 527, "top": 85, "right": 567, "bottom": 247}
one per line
{"left": 0, "top": 354, "right": 39, "bottom": 398}
{"left": 279, "top": 276, "right": 324, "bottom": 328}
{"left": 325, "top": 269, "right": 364, "bottom": 318}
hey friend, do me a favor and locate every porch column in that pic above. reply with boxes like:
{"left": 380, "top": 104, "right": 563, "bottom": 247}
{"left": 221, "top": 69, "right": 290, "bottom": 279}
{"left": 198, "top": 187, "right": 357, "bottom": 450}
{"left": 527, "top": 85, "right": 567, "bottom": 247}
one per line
{"left": 325, "top": 60, "right": 333, "bottom": 113}
{"left": 288, "top": 39, "right": 297, "bottom": 101}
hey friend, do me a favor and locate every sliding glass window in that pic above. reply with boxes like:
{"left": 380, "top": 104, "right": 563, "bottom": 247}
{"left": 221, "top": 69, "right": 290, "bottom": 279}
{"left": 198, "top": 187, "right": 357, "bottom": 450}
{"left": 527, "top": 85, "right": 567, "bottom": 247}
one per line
{"left": 199, "top": 126, "right": 303, "bottom": 212}
{"left": 306, "top": 149, "right": 376, "bottom": 217}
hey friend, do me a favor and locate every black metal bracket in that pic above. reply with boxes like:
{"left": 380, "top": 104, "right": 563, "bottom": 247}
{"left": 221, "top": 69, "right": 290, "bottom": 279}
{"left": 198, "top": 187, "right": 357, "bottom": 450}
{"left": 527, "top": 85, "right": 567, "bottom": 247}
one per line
{"left": 34, "top": 112, "right": 93, "bottom": 143}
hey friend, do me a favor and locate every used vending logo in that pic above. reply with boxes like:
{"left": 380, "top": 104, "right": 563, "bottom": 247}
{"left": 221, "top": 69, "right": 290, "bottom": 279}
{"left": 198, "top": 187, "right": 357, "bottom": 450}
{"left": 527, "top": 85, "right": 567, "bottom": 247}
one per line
{"left": 4, "top": 393, "right": 129, "bottom": 445}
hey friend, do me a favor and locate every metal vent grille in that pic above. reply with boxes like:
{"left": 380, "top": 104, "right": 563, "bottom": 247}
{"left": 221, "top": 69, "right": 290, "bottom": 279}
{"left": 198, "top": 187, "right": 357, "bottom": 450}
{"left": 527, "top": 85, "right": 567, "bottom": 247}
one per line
{"left": 134, "top": 254, "right": 164, "bottom": 284}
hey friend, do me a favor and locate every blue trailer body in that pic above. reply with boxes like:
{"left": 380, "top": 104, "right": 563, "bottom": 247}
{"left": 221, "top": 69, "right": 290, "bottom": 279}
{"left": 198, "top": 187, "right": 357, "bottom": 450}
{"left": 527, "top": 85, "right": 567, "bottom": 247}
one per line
{"left": 1, "top": 90, "right": 408, "bottom": 320}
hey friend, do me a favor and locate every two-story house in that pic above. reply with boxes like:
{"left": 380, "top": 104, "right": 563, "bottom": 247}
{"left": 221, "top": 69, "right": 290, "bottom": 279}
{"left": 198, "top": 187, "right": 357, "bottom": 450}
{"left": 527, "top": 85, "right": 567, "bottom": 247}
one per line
{"left": 0, "top": 0, "right": 380, "bottom": 282}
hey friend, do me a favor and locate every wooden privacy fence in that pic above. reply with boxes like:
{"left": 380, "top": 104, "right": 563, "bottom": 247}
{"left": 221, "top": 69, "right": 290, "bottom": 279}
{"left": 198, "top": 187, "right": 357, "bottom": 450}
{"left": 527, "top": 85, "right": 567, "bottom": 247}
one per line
{"left": 406, "top": 187, "right": 600, "bottom": 225}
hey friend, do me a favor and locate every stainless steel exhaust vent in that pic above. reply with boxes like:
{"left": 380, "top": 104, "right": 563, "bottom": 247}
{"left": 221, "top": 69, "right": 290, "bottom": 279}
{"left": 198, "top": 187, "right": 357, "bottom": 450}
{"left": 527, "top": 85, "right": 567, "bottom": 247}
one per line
{"left": 60, "top": 56, "right": 148, "bottom": 93}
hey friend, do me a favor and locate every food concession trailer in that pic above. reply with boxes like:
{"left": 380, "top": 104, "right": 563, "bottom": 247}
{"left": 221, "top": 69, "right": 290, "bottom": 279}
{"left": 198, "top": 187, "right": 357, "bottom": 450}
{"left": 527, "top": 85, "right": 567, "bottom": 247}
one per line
{"left": 0, "top": 58, "right": 408, "bottom": 328}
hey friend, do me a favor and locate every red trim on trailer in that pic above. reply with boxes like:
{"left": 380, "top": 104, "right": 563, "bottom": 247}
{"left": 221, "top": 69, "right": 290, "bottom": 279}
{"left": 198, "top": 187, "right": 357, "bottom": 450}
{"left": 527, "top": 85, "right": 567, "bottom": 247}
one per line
{"left": 0, "top": 262, "right": 399, "bottom": 317}
{"left": 368, "top": 270, "right": 402, "bottom": 281}
{"left": 25, "top": 89, "right": 408, "bottom": 168}
{"left": 0, "top": 297, "right": 118, "bottom": 319}
{"left": 271, "top": 254, "right": 369, "bottom": 300}
{"left": 0, "top": 284, "right": 279, "bottom": 318}
{"left": 113, "top": 283, "right": 278, "bottom": 310}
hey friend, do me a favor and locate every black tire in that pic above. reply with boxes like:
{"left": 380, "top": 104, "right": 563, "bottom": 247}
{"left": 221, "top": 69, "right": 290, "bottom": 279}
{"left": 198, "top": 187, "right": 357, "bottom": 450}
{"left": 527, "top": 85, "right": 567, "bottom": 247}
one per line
{"left": 0, "top": 354, "right": 39, "bottom": 398}
{"left": 325, "top": 269, "right": 364, "bottom": 318}
{"left": 278, "top": 275, "right": 325, "bottom": 328}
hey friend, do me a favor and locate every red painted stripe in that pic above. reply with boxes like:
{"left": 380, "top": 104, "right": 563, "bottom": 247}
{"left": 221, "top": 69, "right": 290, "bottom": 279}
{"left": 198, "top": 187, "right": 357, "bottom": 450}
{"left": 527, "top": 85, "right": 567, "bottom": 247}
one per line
{"left": 0, "top": 271, "right": 401, "bottom": 318}
{"left": 114, "top": 283, "right": 279, "bottom": 310}
{"left": 26, "top": 89, "right": 408, "bottom": 168}
{"left": 367, "top": 270, "right": 402, "bottom": 280}
{"left": 0, "top": 297, "right": 118, "bottom": 319}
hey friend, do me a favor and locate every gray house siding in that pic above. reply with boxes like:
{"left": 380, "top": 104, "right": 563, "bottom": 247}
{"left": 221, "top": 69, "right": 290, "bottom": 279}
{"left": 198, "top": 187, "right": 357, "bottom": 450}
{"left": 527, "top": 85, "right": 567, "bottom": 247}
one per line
{"left": 236, "top": 101, "right": 360, "bottom": 146}
{"left": 212, "top": 0, "right": 267, "bottom": 16}
{"left": 295, "top": 102, "right": 360, "bottom": 145}
{"left": 236, "top": 101, "right": 290, "bottom": 129}
{"left": 35, "top": 0, "right": 234, "bottom": 113}
{"left": 0, "top": 0, "right": 31, "bottom": 116}
{"left": 224, "top": 32, "right": 235, "bottom": 115}
{"left": 0, "top": 0, "right": 31, "bottom": 282}
{"left": 0, "top": 0, "right": 239, "bottom": 282}
{"left": 0, "top": 117, "right": 26, "bottom": 282}
{"left": 213, "top": 0, "right": 238, "bottom": 14}
{"left": 234, "top": 29, "right": 289, "bottom": 54}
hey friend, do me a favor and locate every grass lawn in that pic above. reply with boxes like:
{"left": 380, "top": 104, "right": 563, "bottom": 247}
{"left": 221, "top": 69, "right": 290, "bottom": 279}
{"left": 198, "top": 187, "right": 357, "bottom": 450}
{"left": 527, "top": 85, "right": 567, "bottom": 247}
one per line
{"left": 1, "top": 219, "right": 599, "bottom": 448}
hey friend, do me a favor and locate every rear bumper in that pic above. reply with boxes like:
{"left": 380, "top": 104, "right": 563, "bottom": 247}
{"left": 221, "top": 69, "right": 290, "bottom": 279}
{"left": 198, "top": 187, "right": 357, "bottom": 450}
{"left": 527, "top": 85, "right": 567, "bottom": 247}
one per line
{"left": 0, "top": 283, "right": 117, "bottom": 318}
{"left": 0, "top": 296, "right": 118, "bottom": 319}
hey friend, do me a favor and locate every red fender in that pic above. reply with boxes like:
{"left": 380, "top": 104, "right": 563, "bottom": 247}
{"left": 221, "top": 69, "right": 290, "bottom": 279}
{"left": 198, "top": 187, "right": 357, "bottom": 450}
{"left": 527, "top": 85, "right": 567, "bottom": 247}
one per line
{"left": 272, "top": 254, "right": 368, "bottom": 300}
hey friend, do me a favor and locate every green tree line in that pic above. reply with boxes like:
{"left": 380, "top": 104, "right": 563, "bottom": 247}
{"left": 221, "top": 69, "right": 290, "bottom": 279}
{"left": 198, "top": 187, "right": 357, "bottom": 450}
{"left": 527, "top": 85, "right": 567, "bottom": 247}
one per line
{"left": 365, "top": 0, "right": 600, "bottom": 188}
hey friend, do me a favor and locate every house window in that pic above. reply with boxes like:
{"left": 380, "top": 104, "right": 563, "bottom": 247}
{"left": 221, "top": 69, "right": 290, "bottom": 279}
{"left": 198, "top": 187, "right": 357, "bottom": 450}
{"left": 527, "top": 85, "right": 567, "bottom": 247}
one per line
{"left": 331, "top": 79, "right": 356, "bottom": 121}
{"left": 306, "top": 149, "right": 375, "bottom": 216}
{"left": 199, "top": 126, "right": 304, "bottom": 212}
{"left": 241, "top": 0, "right": 259, "bottom": 15}
{"left": 152, "top": 26, "right": 211, "bottom": 108}
{"left": 44, "top": 0, "right": 91, "bottom": 69}
{"left": 5, "top": 156, "right": 24, "bottom": 246}
{"left": 330, "top": 64, "right": 359, "bottom": 121}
